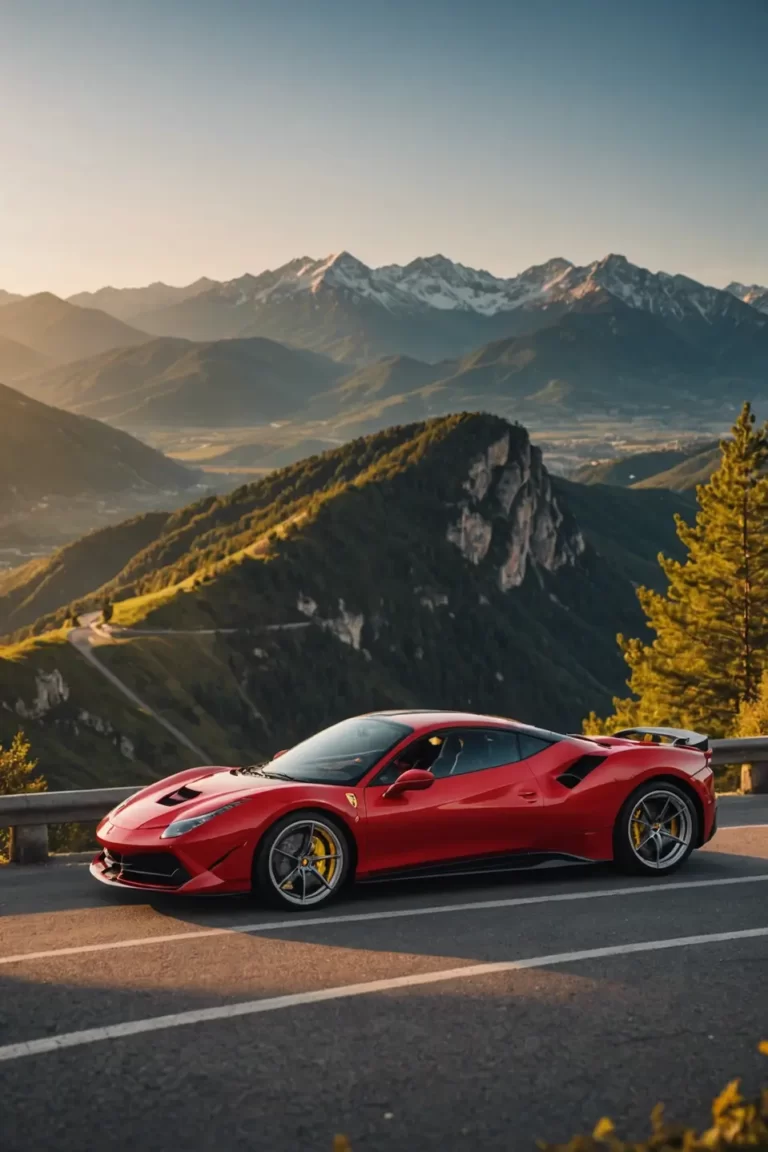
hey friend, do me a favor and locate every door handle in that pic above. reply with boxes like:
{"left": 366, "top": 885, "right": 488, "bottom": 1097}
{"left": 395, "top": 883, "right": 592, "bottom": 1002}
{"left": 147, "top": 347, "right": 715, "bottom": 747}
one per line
{"left": 519, "top": 790, "right": 538, "bottom": 799}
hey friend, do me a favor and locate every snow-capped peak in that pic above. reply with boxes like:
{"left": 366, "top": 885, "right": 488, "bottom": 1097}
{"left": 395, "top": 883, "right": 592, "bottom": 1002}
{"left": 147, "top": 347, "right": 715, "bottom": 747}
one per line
{"left": 204, "top": 250, "right": 768, "bottom": 328}
{"left": 235, "top": 251, "right": 579, "bottom": 316}
{"left": 540, "top": 253, "right": 766, "bottom": 326}
{"left": 726, "top": 280, "right": 768, "bottom": 315}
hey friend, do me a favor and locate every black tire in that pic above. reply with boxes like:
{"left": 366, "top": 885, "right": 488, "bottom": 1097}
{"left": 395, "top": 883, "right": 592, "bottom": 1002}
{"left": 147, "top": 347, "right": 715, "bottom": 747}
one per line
{"left": 613, "top": 781, "right": 698, "bottom": 876}
{"left": 252, "top": 809, "right": 352, "bottom": 910}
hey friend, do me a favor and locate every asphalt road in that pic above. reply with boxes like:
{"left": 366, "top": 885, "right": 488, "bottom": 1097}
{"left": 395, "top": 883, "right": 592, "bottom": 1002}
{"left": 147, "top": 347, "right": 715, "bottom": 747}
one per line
{"left": 1, "top": 795, "right": 768, "bottom": 1152}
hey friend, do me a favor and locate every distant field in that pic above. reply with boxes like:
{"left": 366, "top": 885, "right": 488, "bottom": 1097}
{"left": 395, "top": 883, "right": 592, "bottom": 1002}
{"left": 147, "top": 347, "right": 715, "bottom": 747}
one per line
{"left": 131, "top": 415, "right": 731, "bottom": 480}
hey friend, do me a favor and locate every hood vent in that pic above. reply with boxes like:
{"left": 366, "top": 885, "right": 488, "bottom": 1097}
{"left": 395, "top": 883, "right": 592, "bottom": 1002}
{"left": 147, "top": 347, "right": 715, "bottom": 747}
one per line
{"left": 557, "top": 754, "right": 607, "bottom": 790}
{"left": 157, "top": 785, "right": 202, "bottom": 807}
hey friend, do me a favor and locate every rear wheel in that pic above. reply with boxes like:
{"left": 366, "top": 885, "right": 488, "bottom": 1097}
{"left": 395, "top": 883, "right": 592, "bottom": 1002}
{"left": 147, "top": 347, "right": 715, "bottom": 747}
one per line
{"left": 253, "top": 810, "right": 351, "bottom": 909}
{"left": 613, "top": 782, "right": 698, "bottom": 875}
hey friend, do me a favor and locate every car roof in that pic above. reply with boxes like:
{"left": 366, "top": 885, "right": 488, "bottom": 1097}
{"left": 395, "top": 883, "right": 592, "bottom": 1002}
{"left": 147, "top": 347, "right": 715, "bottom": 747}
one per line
{"left": 367, "top": 709, "right": 570, "bottom": 742}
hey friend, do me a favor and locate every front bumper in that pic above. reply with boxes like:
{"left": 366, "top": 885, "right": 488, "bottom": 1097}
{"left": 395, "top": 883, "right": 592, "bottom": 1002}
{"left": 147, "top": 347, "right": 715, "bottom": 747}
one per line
{"left": 91, "top": 826, "right": 253, "bottom": 894}
{"left": 91, "top": 847, "right": 192, "bottom": 890}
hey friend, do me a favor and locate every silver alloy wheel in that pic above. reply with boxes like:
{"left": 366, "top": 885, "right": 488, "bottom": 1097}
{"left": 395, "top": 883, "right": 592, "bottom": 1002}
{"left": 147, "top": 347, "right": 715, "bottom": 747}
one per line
{"left": 267, "top": 818, "right": 345, "bottom": 906}
{"left": 628, "top": 789, "right": 693, "bottom": 870}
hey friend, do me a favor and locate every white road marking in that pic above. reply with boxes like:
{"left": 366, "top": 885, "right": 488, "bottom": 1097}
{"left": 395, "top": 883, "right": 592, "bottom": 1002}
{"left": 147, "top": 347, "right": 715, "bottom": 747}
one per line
{"left": 2, "top": 924, "right": 767, "bottom": 1063}
{"left": 4, "top": 872, "right": 768, "bottom": 966}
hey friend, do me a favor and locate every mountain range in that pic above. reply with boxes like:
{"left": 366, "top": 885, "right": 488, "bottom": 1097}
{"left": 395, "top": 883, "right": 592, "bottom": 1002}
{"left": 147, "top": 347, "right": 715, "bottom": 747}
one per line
{"left": 728, "top": 281, "right": 768, "bottom": 315}
{"left": 68, "top": 278, "right": 216, "bottom": 323}
{"left": 0, "top": 413, "right": 696, "bottom": 786}
{"left": 15, "top": 296, "right": 746, "bottom": 435}
{"left": 59, "top": 252, "right": 768, "bottom": 348}
{"left": 59, "top": 251, "right": 768, "bottom": 368}
{"left": 4, "top": 252, "right": 768, "bottom": 431}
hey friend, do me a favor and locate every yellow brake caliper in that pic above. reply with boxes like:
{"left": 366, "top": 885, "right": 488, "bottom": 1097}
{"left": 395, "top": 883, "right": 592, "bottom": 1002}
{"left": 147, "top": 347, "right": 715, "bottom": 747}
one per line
{"left": 631, "top": 806, "right": 644, "bottom": 849}
{"left": 311, "top": 831, "right": 337, "bottom": 885}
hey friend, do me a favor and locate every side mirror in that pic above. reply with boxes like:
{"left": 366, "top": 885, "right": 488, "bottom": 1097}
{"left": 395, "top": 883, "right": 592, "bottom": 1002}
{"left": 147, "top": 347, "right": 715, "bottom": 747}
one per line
{"left": 383, "top": 768, "right": 434, "bottom": 799}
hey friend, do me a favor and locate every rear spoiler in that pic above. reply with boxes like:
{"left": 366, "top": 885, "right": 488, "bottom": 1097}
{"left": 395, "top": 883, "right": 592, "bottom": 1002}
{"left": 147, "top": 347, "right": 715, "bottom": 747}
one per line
{"left": 613, "top": 726, "right": 709, "bottom": 752}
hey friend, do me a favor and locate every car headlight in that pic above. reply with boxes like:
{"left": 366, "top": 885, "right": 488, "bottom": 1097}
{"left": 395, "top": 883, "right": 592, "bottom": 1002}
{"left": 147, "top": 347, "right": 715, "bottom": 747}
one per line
{"left": 160, "top": 800, "right": 246, "bottom": 839}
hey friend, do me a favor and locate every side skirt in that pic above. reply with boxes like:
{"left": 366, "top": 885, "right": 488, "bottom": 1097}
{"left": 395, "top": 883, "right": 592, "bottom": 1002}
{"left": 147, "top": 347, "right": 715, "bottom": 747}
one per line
{"left": 357, "top": 850, "right": 603, "bottom": 885}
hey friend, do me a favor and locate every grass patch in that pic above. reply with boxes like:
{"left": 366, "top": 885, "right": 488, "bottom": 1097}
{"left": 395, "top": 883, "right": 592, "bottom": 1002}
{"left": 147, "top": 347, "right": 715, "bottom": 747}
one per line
{"left": 0, "top": 628, "right": 70, "bottom": 661}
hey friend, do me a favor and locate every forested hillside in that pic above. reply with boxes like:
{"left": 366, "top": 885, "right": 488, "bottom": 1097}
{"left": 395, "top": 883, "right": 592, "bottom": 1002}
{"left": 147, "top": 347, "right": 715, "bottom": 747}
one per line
{"left": 0, "top": 412, "right": 686, "bottom": 786}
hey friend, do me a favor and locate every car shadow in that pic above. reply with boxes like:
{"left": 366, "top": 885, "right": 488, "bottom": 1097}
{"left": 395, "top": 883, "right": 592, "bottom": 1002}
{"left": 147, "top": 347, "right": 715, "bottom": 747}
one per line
{"left": 85, "top": 844, "right": 768, "bottom": 927}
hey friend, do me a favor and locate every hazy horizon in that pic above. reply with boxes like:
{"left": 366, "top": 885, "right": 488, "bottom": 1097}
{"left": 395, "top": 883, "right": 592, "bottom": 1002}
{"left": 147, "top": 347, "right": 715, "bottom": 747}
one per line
{"left": 2, "top": 0, "right": 766, "bottom": 297}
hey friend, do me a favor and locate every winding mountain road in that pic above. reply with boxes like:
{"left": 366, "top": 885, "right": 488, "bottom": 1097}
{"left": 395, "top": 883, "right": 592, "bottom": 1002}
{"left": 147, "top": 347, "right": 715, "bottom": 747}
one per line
{"left": 67, "top": 614, "right": 210, "bottom": 761}
{"left": 66, "top": 614, "right": 312, "bottom": 763}
{"left": 1, "top": 798, "right": 768, "bottom": 1152}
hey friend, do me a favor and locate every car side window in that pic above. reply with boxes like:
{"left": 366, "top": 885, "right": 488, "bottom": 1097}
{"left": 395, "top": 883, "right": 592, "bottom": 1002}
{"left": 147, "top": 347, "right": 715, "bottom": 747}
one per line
{"left": 372, "top": 727, "right": 524, "bottom": 785}
{"left": 435, "top": 729, "right": 521, "bottom": 777}
{"left": 517, "top": 734, "right": 552, "bottom": 761}
{"left": 373, "top": 734, "right": 445, "bottom": 785}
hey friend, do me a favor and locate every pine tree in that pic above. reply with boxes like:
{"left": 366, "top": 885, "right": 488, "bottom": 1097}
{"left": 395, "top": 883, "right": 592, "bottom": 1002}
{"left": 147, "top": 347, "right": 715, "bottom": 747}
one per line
{"left": 0, "top": 731, "right": 46, "bottom": 861}
{"left": 737, "top": 670, "right": 768, "bottom": 735}
{"left": 585, "top": 403, "right": 768, "bottom": 738}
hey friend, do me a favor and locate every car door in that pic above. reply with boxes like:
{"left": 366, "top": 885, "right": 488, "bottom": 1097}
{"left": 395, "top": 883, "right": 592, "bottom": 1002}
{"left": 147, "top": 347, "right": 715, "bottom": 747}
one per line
{"left": 359, "top": 726, "right": 545, "bottom": 877}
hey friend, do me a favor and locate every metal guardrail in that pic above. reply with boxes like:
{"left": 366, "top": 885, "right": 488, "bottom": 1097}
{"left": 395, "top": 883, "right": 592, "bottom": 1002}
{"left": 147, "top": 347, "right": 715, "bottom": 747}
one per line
{"left": 710, "top": 736, "right": 768, "bottom": 765}
{"left": 0, "top": 737, "right": 766, "bottom": 828}
{"left": 1, "top": 736, "right": 767, "bottom": 864}
{"left": 0, "top": 786, "right": 137, "bottom": 828}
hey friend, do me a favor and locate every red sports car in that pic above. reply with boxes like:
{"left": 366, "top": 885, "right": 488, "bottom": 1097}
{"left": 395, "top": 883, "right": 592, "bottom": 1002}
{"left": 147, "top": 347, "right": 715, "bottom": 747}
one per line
{"left": 91, "top": 711, "right": 718, "bottom": 909}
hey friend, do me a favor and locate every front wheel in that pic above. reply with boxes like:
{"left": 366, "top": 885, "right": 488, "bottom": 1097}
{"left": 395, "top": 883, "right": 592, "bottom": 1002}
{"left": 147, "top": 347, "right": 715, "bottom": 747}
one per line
{"left": 253, "top": 810, "right": 351, "bottom": 910}
{"left": 613, "top": 782, "right": 698, "bottom": 875}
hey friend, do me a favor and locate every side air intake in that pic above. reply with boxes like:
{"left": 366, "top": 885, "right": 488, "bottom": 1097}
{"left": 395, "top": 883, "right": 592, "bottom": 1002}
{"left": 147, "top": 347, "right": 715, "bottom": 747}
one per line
{"left": 557, "top": 754, "right": 607, "bottom": 789}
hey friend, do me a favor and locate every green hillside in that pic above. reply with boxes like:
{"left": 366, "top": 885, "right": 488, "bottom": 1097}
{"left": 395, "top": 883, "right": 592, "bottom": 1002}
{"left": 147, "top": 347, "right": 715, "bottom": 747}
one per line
{"left": 552, "top": 479, "right": 694, "bottom": 590}
{"left": 306, "top": 299, "right": 753, "bottom": 436}
{"left": 0, "top": 513, "right": 170, "bottom": 635}
{"left": 572, "top": 441, "right": 719, "bottom": 491}
{"left": 632, "top": 444, "right": 721, "bottom": 490}
{"left": 22, "top": 336, "right": 345, "bottom": 426}
{"left": 325, "top": 355, "right": 447, "bottom": 408}
{"left": 572, "top": 448, "right": 692, "bottom": 486}
{"left": 0, "top": 381, "right": 196, "bottom": 504}
{"left": 0, "top": 413, "right": 681, "bottom": 788}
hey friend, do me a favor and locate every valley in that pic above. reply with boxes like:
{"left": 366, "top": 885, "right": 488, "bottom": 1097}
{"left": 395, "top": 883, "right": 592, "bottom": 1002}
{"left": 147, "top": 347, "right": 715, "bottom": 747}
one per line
{"left": 0, "top": 248, "right": 762, "bottom": 788}
{"left": 0, "top": 380, "right": 218, "bottom": 569}
{"left": 147, "top": 411, "right": 730, "bottom": 482}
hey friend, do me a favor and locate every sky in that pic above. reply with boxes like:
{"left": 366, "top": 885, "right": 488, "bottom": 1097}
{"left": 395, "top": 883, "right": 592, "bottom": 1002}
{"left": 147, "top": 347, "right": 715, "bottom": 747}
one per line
{"left": 1, "top": 0, "right": 766, "bottom": 297}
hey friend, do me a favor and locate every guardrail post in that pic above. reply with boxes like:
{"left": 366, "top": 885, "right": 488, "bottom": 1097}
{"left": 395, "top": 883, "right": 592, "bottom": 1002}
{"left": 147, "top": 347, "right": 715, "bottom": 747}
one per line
{"left": 741, "top": 762, "right": 768, "bottom": 794}
{"left": 10, "top": 824, "right": 50, "bottom": 865}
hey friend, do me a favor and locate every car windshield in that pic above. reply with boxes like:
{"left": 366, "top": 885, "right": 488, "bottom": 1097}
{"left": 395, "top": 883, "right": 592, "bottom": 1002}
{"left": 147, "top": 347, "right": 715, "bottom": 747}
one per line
{"left": 259, "top": 716, "right": 412, "bottom": 785}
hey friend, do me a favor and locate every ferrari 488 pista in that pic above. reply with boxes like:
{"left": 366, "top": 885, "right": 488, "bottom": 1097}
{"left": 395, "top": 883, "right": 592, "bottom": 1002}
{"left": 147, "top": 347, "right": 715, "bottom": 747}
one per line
{"left": 91, "top": 711, "right": 717, "bottom": 909}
